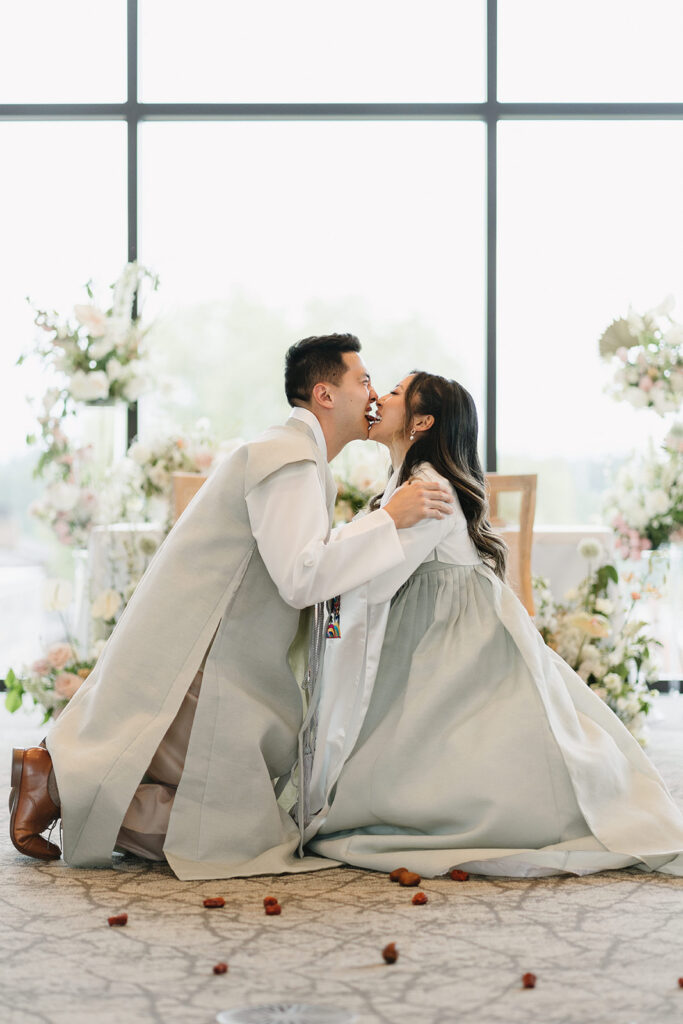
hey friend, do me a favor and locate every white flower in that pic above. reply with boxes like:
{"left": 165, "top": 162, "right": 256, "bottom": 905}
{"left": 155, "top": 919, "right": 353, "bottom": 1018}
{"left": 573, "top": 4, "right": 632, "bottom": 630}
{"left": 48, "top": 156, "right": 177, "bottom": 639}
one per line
{"left": 123, "top": 376, "right": 148, "bottom": 402}
{"left": 73, "top": 304, "right": 107, "bottom": 338}
{"left": 43, "top": 578, "right": 73, "bottom": 612}
{"left": 91, "top": 638, "right": 108, "bottom": 659}
{"left": 42, "top": 388, "right": 61, "bottom": 414}
{"left": 69, "top": 369, "right": 110, "bottom": 402}
{"left": 665, "top": 324, "right": 683, "bottom": 346}
{"left": 649, "top": 294, "right": 676, "bottom": 318}
{"left": 148, "top": 463, "right": 170, "bottom": 489}
{"left": 626, "top": 388, "right": 650, "bottom": 409}
{"left": 106, "top": 357, "right": 126, "bottom": 381}
{"left": 563, "top": 588, "right": 579, "bottom": 602}
{"left": 595, "top": 598, "right": 613, "bottom": 615}
{"left": 578, "top": 538, "right": 603, "bottom": 561}
{"left": 45, "top": 480, "right": 81, "bottom": 512}
{"left": 88, "top": 337, "right": 114, "bottom": 360}
{"left": 91, "top": 588, "right": 122, "bottom": 620}
{"left": 603, "top": 672, "right": 622, "bottom": 694}
{"left": 644, "top": 489, "right": 669, "bottom": 518}
{"left": 128, "top": 441, "right": 152, "bottom": 466}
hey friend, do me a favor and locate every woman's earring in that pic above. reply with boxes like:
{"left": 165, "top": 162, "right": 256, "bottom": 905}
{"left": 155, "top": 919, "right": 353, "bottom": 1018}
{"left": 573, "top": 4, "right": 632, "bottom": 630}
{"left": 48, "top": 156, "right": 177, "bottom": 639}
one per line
{"left": 409, "top": 429, "right": 416, "bottom": 442}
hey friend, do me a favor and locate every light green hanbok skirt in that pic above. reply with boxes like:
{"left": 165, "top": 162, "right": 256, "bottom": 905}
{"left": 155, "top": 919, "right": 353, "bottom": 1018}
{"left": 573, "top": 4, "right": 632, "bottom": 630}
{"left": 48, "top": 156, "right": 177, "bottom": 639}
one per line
{"left": 309, "top": 560, "right": 683, "bottom": 877}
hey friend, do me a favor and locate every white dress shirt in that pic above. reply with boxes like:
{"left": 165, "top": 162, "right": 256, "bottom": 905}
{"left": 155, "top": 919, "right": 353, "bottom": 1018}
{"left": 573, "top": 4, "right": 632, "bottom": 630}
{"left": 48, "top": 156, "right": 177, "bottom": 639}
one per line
{"left": 245, "top": 408, "right": 407, "bottom": 609}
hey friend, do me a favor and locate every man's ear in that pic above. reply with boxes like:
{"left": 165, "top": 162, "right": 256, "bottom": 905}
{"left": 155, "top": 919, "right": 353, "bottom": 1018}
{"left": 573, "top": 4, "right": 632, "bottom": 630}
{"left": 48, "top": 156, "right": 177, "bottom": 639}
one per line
{"left": 311, "top": 382, "right": 334, "bottom": 410}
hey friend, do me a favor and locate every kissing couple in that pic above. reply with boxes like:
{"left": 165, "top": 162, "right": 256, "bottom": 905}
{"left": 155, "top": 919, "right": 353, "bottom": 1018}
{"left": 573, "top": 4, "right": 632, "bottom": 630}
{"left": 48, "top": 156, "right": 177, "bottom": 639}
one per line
{"left": 11, "top": 333, "right": 683, "bottom": 881}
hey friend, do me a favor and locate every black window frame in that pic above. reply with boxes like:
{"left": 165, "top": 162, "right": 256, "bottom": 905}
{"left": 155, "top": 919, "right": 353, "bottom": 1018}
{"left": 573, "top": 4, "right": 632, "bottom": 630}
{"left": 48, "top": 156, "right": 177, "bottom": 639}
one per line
{"left": 2, "top": 0, "right": 683, "bottom": 466}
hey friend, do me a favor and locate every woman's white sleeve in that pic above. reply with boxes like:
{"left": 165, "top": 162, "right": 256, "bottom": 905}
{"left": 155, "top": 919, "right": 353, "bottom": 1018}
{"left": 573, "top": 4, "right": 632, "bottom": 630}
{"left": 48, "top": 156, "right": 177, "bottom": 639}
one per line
{"left": 366, "top": 468, "right": 464, "bottom": 604}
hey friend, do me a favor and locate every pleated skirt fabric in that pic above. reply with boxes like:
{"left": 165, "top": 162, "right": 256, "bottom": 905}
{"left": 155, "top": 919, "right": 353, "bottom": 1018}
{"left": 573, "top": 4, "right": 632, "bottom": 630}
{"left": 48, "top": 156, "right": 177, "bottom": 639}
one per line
{"left": 309, "top": 560, "right": 683, "bottom": 878}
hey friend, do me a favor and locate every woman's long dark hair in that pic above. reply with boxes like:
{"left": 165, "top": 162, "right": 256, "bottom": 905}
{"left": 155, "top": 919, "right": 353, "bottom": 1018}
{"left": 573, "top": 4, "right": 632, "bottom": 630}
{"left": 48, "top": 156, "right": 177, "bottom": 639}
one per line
{"left": 375, "top": 371, "right": 507, "bottom": 580}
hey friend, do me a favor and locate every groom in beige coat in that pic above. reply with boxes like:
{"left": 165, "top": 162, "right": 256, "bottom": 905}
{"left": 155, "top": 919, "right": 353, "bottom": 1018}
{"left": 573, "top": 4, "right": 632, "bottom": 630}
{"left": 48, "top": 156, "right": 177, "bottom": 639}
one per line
{"left": 10, "top": 333, "right": 452, "bottom": 880}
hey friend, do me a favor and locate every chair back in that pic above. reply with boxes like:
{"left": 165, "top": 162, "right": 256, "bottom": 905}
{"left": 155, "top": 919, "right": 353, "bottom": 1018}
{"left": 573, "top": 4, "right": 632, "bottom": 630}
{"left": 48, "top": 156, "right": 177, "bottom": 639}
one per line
{"left": 171, "top": 471, "right": 208, "bottom": 522}
{"left": 485, "top": 473, "right": 537, "bottom": 615}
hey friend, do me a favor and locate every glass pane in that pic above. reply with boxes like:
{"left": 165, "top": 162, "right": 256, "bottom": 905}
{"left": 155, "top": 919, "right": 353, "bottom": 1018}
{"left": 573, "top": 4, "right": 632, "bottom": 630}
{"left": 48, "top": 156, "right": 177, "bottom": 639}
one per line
{"left": 500, "top": 0, "right": 683, "bottom": 102}
{"left": 140, "top": 0, "right": 485, "bottom": 102}
{"left": 138, "top": 120, "right": 485, "bottom": 457}
{"left": 497, "top": 121, "right": 683, "bottom": 525}
{"left": 0, "top": 1, "right": 126, "bottom": 103}
{"left": 0, "top": 122, "right": 126, "bottom": 676}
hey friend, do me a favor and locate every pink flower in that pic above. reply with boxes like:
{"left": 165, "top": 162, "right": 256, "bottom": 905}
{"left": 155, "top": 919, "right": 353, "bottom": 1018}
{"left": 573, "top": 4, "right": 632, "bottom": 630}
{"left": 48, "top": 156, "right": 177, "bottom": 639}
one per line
{"left": 73, "top": 304, "right": 107, "bottom": 338}
{"left": 31, "top": 658, "right": 50, "bottom": 675}
{"left": 639, "top": 376, "right": 653, "bottom": 392}
{"left": 54, "top": 521, "right": 72, "bottom": 543}
{"left": 54, "top": 671, "right": 83, "bottom": 700}
{"left": 640, "top": 537, "right": 652, "bottom": 550}
{"left": 47, "top": 642, "right": 75, "bottom": 670}
{"left": 194, "top": 451, "right": 213, "bottom": 469}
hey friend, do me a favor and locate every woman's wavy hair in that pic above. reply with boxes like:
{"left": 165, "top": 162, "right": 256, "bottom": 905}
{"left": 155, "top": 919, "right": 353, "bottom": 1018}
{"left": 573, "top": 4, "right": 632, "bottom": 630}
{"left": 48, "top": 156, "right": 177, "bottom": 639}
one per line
{"left": 379, "top": 371, "right": 507, "bottom": 580}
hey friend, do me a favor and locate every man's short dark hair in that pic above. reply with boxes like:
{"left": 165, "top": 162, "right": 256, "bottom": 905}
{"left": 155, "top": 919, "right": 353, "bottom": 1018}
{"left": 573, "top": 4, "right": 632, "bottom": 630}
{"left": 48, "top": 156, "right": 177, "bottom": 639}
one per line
{"left": 284, "top": 333, "right": 361, "bottom": 406}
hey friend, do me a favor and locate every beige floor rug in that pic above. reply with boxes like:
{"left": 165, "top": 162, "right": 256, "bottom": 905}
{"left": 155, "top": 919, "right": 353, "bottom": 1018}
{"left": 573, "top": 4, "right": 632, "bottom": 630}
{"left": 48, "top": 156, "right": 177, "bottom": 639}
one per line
{"left": 2, "top": 698, "right": 683, "bottom": 1024}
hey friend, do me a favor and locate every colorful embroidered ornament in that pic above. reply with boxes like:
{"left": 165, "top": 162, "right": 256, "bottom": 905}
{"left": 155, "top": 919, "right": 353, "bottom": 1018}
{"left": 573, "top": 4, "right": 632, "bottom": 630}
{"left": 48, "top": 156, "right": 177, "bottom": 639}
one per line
{"left": 326, "top": 595, "right": 341, "bottom": 638}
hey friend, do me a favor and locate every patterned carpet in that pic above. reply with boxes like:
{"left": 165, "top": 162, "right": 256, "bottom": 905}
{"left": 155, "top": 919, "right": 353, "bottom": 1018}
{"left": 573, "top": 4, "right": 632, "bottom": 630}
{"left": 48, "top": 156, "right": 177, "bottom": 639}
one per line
{"left": 2, "top": 699, "right": 683, "bottom": 1024}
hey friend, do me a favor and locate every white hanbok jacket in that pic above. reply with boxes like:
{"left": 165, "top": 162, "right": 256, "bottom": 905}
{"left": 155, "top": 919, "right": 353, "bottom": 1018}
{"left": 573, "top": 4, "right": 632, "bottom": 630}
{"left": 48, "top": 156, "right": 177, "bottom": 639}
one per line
{"left": 47, "top": 411, "right": 405, "bottom": 879}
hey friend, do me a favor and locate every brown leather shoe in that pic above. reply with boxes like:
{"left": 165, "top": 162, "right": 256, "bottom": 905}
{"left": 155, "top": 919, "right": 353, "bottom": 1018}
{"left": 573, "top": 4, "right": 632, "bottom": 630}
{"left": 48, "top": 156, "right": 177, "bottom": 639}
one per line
{"left": 9, "top": 747, "right": 61, "bottom": 860}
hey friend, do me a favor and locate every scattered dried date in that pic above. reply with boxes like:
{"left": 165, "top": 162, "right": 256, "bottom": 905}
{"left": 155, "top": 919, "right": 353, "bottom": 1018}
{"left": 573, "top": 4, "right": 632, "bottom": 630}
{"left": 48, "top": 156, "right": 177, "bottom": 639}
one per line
{"left": 265, "top": 902, "right": 282, "bottom": 916}
{"left": 411, "top": 892, "right": 428, "bottom": 905}
{"left": 389, "top": 868, "right": 409, "bottom": 882}
{"left": 522, "top": 973, "right": 537, "bottom": 989}
{"left": 213, "top": 962, "right": 229, "bottom": 975}
{"left": 398, "top": 871, "right": 421, "bottom": 887}
{"left": 382, "top": 942, "right": 399, "bottom": 964}
{"left": 107, "top": 913, "right": 128, "bottom": 927}
{"left": 449, "top": 869, "right": 470, "bottom": 881}
{"left": 263, "top": 896, "right": 279, "bottom": 907}
{"left": 678, "top": 978, "right": 683, "bottom": 989}
{"left": 203, "top": 897, "right": 225, "bottom": 909}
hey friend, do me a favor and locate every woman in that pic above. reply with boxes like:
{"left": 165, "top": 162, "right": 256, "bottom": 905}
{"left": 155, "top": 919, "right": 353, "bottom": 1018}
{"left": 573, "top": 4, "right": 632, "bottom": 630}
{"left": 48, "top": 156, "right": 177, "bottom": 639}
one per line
{"left": 306, "top": 371, "right": 683, "bottom": 877}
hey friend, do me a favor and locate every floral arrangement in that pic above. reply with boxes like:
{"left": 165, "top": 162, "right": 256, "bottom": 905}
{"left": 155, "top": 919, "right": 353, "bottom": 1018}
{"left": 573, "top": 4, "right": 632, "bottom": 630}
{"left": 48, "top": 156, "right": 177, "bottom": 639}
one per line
{"left": 330, "top": 442, "right": 391, "bottom": 524}
{"left": 4, "top": 580, "right": 96, "bottom": 722}
{"left": 21, "top": 261, "right": 159, "bottom": 406}
{"left": 602, "top": 440, "right": 683, "bottom": 560}
{"left": 533, "top": 540, "right": 660, "bottom": 741}
{"left": 106, "top": 419, "right": 234, "bottom": 529}
{"left": 598, "top": 296, "right": 683, "bottom": 416}
{"left": 21, "top": 263, "right": 159, "bottom": 549}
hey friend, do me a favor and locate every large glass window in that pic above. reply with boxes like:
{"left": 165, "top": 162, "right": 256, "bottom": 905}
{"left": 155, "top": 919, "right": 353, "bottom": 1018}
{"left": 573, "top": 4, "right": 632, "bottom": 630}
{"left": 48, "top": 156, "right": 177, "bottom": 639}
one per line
{"left": 497, "top": 121, "right": 683, "bottom": 523}
{"left": 0, "top": 122, "right": 126, "bottom": 675}
{"left": 138, "top": 120, "right": 486, "bottom": 441}
{"left": 139, "top": 0, "right": 486, "bottom": 102}
{"left": 0, "top": 1, "right": 126, "bottom": 102}
{"left": 499, "top": 0, "right": 683, "bottom": 102}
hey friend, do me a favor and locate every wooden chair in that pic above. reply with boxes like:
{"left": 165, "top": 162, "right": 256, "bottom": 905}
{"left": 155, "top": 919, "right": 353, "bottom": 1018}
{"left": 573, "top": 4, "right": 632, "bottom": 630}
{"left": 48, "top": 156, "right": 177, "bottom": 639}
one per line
{"left": 171, "top": 471, "right": 208, "bottom": 522}
{"left": 485, "top": 474, "right": 537, "bottom": 616}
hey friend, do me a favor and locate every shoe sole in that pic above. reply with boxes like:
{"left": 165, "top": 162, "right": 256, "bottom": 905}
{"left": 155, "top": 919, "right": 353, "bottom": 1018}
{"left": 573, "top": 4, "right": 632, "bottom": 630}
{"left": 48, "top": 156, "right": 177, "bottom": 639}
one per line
{"left": 9, "top": 749, "right": 24, "bottom": 844}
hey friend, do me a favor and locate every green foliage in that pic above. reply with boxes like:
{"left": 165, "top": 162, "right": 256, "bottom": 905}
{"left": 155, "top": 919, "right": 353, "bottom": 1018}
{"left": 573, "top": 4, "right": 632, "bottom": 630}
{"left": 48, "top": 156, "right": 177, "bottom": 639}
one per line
{"left": 4, "top": 669, "right": 25, "bottom": 714}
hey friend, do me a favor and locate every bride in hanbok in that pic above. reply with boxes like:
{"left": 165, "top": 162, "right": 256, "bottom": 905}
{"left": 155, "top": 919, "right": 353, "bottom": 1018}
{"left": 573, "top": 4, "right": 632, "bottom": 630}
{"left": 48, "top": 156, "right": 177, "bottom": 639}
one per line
{"left": 305, "top": 371, "right": 683, "bottom": 878}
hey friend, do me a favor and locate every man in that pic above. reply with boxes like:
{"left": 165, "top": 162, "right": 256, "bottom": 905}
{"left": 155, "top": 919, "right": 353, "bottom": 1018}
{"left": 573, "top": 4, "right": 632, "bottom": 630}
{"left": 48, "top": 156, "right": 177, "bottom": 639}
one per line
{"left": 10, "top": 333, "right": 453, "bottom": 880}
